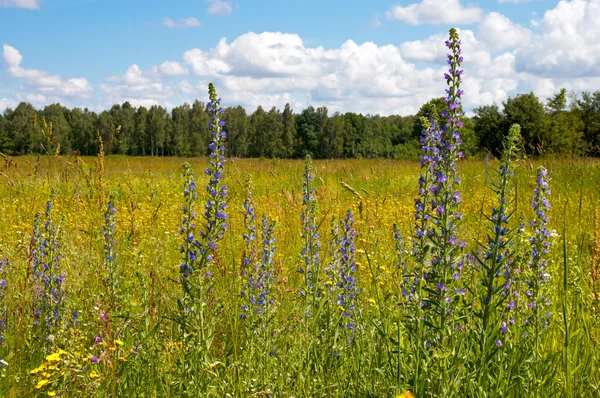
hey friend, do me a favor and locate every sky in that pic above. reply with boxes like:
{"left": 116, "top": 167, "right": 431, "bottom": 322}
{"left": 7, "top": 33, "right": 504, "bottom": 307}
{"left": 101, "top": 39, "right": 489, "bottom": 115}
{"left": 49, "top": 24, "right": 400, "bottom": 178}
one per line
{"left": 1, "top": 0, "right": 599, "bottom": 116}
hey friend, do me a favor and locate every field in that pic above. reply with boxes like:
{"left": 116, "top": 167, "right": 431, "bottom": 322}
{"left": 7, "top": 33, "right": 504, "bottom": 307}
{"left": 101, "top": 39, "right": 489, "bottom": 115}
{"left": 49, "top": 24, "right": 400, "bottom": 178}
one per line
{"left": 0, "top": 153, "right": 599, "bottom": 397}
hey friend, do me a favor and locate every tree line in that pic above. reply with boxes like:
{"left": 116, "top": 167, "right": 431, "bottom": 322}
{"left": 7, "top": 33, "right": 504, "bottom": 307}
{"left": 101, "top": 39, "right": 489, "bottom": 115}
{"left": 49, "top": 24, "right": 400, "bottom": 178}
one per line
{"left": 0, "top": 88, "right": 599, "bottom": 158}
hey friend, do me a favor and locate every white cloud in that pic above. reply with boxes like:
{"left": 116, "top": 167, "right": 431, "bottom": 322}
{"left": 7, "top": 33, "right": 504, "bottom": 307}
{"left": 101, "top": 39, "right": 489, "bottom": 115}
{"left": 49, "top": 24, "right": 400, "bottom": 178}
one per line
{"left": 385, "top": 0, "right": 484, "bottom": 25}
{"left": 498, "top": 0, "right": 530, "bottom": 3}
{"left": 159, "top": 61, "right": 188, "bottom": 76}
{"left": 162, "top": 17, "right": 202, "bottom": 29}
{"left": 0, "top": 0, "right": 40, "bottom": 10}
{"left": 206, "top": 0, "right": 232, "bottom": 15}
{"left": 5, "top": 0, "right": 600, "bottom": 116}
{"left": 478, "top": 12, "right": 532, "bottom": 51}
{"left": 516, "top": 0, "right": 600, "bottom": 78}
{"left": 2, "top": 44, "right": 92, "bottom": 98}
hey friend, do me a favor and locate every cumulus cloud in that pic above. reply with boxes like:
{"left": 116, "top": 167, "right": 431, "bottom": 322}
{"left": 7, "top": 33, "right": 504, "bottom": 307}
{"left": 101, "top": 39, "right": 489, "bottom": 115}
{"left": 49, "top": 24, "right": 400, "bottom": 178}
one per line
{"left": 206, "top": 0, "right": 232, "bottom": 15}
{"left": 0, "top": 0, "right": 40, "bottom": 10}
{"left": 478, "top": 12, "right": 532, "bottom": 51}
{"left": 515, "top": 0, "right": 600, "bottom": 78}
{"left": 2, "top": 44, "right": 92, "bottom": 98}
{"left": 162, "top": 17, "right": 201, "bottom": 29}
{"left": 159, "top": 61, "right": 188, "bottom": 76}
{"left": 385, "top": 0, "right": 484, "bottom": 25}
{"left": 5, "top": 0, "right": 600, "bottom": 116}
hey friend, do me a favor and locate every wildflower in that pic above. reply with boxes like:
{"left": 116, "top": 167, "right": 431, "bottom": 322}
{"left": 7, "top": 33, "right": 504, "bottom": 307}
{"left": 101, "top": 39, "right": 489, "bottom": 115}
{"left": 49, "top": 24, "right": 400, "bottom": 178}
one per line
{"left": 102, "top": 196, "right": 119, "bottom": 308}
{"left": 242, "top": 212, "right": 277, "bottom": 324}
{"left": 35, "top": 379, "right": 50, "bottom": 389}
{"left": 418, "top": 28, "right": 466, "bottom": 336}
{"left": 300, "top": 155, "right": 322, "bottom": 319}
{"left": 31, "top": 193, "right": 66, "bottom": 345}
{"left": 474, "top": 124, "right": 521, "bottom": 346}
{"left": 524, "top": 167, "right": 552, "bottom": 331}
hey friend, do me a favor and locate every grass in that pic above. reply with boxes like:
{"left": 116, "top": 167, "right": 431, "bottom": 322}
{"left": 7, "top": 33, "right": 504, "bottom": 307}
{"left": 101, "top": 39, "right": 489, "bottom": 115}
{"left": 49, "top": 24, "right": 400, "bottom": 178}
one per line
{"left": 0, "top": 154, "right": 599, "bottom": 397}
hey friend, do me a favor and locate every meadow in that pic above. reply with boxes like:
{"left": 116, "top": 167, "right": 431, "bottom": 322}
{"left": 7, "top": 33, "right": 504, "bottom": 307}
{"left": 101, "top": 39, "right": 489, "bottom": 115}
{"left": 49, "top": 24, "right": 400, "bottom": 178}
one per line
{"left": 0, "top": 31, "right": 599, "bottom": 397}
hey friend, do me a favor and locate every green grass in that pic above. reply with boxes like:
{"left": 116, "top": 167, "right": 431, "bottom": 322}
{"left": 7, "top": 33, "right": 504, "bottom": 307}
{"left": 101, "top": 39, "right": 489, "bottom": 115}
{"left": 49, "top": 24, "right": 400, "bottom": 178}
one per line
{"left": 0, "top": 155, "right": 599, "bottom": 397}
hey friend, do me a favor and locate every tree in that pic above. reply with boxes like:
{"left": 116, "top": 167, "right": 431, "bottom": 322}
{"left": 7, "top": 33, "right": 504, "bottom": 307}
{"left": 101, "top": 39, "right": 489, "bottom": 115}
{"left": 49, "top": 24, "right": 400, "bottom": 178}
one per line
{"left": 171, "top": 104, "right": 191, "bottom": 156}
{"left": 68, "top": 107, "right": 96, "bottom": 155}
{"left": 281, "top": 104, "right": 296, "bottom": 158}
{"left": 5, "top": 102, "right": 37, "bottom": 154}
{"left": 575, "top": 90, "right": 600, "bottom": 155}
{"left": 96, "top": 111, "right": 116, "bottom": 152}
{"left": 147, "top": 105, "right": 168, "bottom": 156}
{"left": 321, "top": 113, "right": 345, "bottom": 158}
{"left": 189, "top": 101, "right": 210, "bottom": 156}
{"left": 249, "top": 106, "right": 266, "bottom": 157}
{"left": 224, "top": 106, "right": 249, "bottom": 158}
{"left": 474, "top": 104, "right": 505, "bottom": 156}
{"left": 503, "top": 93, "right": 548, "bottom": 155}
{"left": 44, "top": 104, "right": 72, "bottom": 154}
{"left": 0, "top": 113, "right": 12, "bottom": 153}
{"left": 134, "top": 106, "right": 149, "bottom": 156}
{"left": 546, "top": 89, "right": 586, "bottom": 156}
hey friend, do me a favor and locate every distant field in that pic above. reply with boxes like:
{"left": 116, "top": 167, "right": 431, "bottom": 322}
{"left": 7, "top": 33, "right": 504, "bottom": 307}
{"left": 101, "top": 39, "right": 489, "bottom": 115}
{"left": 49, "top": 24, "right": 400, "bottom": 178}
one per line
{"left": 0, "top": 155, "right": 599, "bottom": 396}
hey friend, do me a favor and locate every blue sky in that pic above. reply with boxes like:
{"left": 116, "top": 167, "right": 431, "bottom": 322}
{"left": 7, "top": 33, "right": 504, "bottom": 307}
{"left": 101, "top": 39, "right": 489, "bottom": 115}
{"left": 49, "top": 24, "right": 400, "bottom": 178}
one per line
{"left": 1, "top": 0, "right": 599, "bottom": 115}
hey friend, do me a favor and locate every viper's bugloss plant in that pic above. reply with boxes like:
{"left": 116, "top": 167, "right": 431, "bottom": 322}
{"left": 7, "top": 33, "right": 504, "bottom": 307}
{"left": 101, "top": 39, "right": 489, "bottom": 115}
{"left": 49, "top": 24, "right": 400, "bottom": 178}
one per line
{"left": 474, "top": 124, "right": 522, "bottom": 348}
{"left": 524, "top": 167, "right": 552, "bottom": 336}
{"left": 178, "top": 83, "right": 228, "bottom": 299}
{"left": 299, "top": 155, "right": 322, "bottom": 319}
{"left": 31, "top": 193, "right": 65, "bottom": 347}
{"left": 202, "top": 83, "right": 228, "bottom": 261}
{"left": 102, "top": 196, "right": 119, "bottom": 308}
{"left": 242, "top": 214, "right": 277, "bottom": 323}
{"left": 335, "top": 210, "right": 359, "bottom": 342}
{"left": 176, "top": 83, "right": 228, "bottom": 395}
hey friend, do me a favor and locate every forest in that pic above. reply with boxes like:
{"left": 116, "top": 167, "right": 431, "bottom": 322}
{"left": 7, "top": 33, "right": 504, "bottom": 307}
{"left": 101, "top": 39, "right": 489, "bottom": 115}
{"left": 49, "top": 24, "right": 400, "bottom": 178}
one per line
{"left": 0, "top": 88, "right": 599, "bottom": 159}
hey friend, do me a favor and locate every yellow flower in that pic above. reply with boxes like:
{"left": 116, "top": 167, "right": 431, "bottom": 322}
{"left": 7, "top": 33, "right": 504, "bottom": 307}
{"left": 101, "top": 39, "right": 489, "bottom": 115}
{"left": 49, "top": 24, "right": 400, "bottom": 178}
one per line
{"left": 396, "top": 391, "right": 414, "bottom": 398}
{"left": 35, "top": 379, "right": 50, "bottom": 389}
{"left": 114, "top": 339, "right": 124, "bottom": 346}
{"left": 48, "top": 392, "right": 57, "bottom": 397}
{"left": 30, "top": 364, "right": 47, "bottom": 375}
{"left": 368, "top": 298, "right": 376, "bottom": 304}
{"left": 45, "top": 352, "right": 62, "bottom": 362}
{"left": 89, "top": 370, "right": 100, "bottom": 378}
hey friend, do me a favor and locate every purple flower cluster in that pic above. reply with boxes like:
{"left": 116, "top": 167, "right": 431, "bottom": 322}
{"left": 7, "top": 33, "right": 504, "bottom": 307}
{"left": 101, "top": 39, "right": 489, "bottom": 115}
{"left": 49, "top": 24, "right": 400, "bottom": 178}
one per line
{"left": 299, "top": 155, "right": 322, "bottom": 318}
{"left": 524, "top": 167, "right": 552, "bottom": 329}
{"left": 336, "top": 210, "right": 359, "bottom": 338}
{"left": 240, "top": 177, "right": 278, "bottom": 323}
{"left": 420, "top": 28, "right": 466, "bottom": 329}
{"left": 179, "top": 164, "right": 199, "bottom": 281}
{"left": 475, "top": 124, "right": 521, "bottom": 347}
{"left": 241, "top": 215, "right": 277, "bottom": 321}
{"left": 242, "top": 176, "right": 257, "bottom": 269}
{"left": 31, "top": 197, "right": 66, "bottom": 343}
{"left": 102, "top": 197, "right": 119, "bottom": 305}
{"left": 202, "top": 83, "right": 228, "bottom": 262}
{"left": 178, "top": 83, "right": 227, "bottom": 290}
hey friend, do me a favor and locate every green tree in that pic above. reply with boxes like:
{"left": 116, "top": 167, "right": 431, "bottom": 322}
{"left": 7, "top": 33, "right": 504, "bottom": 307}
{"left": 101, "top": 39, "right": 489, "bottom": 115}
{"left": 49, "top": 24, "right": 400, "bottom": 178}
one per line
{"left": 575, "top": 90, "right": 600, "bottom": 155}
{"left": 147, "top": 105, "right": 168, "bottom": 156}
{"left": 546, "top": 89, "right": 586, "bottom": 156}
{"left": 68, "top": 107, "right": 96, "bottom": 155}
{"left": 474, "top": 104, "right": 505, "bottom": 156}
{"left": 282, "top": 103, "right": 296, "bottom": 158}
{"left": 503, "top": 92, "right": 548, "bottom": 155}
{"left": 6, "top": 102, "right": 37, "bottom": 154}
{"left": 223, "top": 106, "right": 249, "bottom": 158}
{"left": 134, "top": 106, "right": 149, "bottom": 156}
